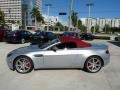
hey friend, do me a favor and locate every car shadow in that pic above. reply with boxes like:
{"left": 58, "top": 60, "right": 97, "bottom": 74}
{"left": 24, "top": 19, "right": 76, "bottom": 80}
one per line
{"left": 5, "top": 42, "right": 22, "bottom": 44}
{"left": 34, "top": 68, "right": 95, "bottom": 73}
{"left": 34, "top": 68, "right": 83, "bottom": 71}
{"left": 108, "top": 41, "right": 120, "bottom": 47}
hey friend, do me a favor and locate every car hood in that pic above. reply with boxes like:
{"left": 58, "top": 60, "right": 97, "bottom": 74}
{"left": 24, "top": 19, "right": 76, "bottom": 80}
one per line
{"left": 11, "top": 45, "right": 43, "bottom": 54}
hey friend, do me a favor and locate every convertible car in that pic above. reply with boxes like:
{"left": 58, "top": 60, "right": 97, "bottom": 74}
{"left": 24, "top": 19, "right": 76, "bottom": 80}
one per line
{"left": 6, "top": 36, "right": 110, "bottom": 74}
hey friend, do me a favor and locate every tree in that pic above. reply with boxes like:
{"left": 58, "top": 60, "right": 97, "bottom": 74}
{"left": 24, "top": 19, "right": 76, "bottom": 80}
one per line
{"left": 17, "top": 20, "right": 20, "bottom": 24}
{"left": 71, "top": 10, "right": 78, "bottom": 27}
{"left": 103, "top": 24, "right": 110, "bottom": 34}
{"left": 11, "top": 20, "right": 15, "bottom": 24}
{"left": 0, "top": 9, "right": 5, "bottom": 28}
{"left": 55, "top": 22, "right": 64, "bottom": 31}
{"left": 91, "top": 25, "right": 99, "bottom": 33}
{"left": 95, "top": 25, "right": 100, "bottom": 33}
{"left": 64, "top": 26, "right": 68, "bottom": 31}
{"left": 31, "top": 8, "right": 44, "bottom": 29}
{"left": 77, "top": 19, "right": 87, "bottom": 32}
{"left": 91, "top": 26, "right": 94, "bottom": 33}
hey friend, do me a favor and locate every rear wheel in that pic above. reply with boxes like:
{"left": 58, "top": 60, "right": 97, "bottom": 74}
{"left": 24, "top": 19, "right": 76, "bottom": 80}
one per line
{"left": 84, "top": 56, "right": 102, "bottom": 73}
{"left": 115, "top": 37, "right": 118, "bottom": 41}
{"left": 14, "top": 56, "right": 33, "bottom": 74}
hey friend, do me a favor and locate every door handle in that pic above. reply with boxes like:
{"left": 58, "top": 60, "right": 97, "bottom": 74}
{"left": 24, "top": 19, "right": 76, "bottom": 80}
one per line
{"left": 34, "top": 54, "right": 43, "bottom": 57}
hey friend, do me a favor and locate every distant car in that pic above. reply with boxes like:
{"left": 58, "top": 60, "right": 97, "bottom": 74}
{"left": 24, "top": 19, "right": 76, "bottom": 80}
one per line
{"left": 31, "top": 31, "right": 57, "bottom": 44}
{"left": 31, "top": 31, "right": 47, "bottom": 44}
{"left": 114, "top": 32, "right": 120, "bottom": 36}
{"left": 80, "top": 33, "right": 94, "bottom": 40}
{"left": 62, "top": 32, "right": 80, "bottom": 38}
{"left": 5, "top": 30, "right": 33, "bottom": 44}
{"left": 0, "top": 29, "right": 11, "bottom": 42}
{"left": 114, "top": 36, "right": 120, "bottom": 41}
{"left": 6, "top": 36, "right": 110, "bottom": 74}
{"left": 45, "top": 31, "right": 57, "bottom": 41}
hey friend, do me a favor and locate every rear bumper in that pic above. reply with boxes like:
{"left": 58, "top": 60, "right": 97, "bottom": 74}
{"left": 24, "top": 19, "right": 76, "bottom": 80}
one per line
{"left": 6, "top": 38, "right": 20, "bottom": 43}
{"left": 102, "top": 53, "right": 110, "bottom": 66}
{"left": 0, "top": 37, "right": 4, "bottom": 42}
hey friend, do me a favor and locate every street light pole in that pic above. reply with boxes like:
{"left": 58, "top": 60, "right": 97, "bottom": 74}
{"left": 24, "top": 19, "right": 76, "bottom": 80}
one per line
{"left": 68, "top": 0, "right": 74, "bottom": 31}
{"left": 45, "top": 4, "right": 52, "bottom": 31}
{"left": 75, "top": 12, "right": 79, "bottom": 28}
{"left": 86, "top": 1, "right": 94, "bottom": 33}
{"left": 24, "top": 11, "right": 27, "bottom": 30}
{"left": 8, "top": 8, "right": 11, "bottom": 29}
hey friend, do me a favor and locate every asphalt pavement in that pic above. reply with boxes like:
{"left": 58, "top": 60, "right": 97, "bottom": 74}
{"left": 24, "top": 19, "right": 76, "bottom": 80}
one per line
{"left": 0, "top": 40, "right": 120, "bottom": 90}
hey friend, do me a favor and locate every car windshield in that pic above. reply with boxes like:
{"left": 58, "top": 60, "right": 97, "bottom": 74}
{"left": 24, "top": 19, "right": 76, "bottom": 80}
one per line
{"left": 39, "top": 39, "right": 59, "bottom": 49}
{"left": 35, "top": 31, "right": 46, "bottom": 35}
{"left": 34, "top": 32, "right": 42, "bottom": 35}
{"left": 63, "top": 32, "right": 76, "bottom": 36}
{"left": 7, "top": 30, "right": 19, "bottom": 34}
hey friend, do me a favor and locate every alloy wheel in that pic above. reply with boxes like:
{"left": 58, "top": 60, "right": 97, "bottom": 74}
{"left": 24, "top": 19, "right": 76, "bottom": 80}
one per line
{"left": 85, "top": 56, "right": 102, "bottom": 73}
{"left": 21, "top": 38, "right": 25, "bottom": 44}
{"left": 15, "top": 57, "right": 33, "bottom": 73}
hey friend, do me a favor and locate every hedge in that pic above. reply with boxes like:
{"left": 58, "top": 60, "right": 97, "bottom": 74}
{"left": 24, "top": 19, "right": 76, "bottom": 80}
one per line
{"left": 94, "top": 36, "right": 110, "bottom": 40}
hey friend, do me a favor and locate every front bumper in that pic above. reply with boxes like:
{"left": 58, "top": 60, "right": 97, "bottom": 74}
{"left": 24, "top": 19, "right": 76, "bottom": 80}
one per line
{"left": 6, "top": 53, "right": 16, "bottom": 70}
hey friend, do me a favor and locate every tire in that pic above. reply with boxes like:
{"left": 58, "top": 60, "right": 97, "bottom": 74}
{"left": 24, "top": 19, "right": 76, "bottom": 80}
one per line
{"left": 84, "top": 56, "right": 103, "bottom": 73}
{"left": 115, "top": 37, "right": 118, "bottom": 41}
{"left": 14, "top": 56, "right": 34, "bottom": 74}
{"left": 20, "top": 38, "right": 25, "bottom": 44}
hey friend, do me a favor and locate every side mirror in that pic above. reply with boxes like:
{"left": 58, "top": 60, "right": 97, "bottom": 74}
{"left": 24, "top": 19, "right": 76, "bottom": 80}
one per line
{"left": 51, "top": 47, "right": 58, "bottom": 52}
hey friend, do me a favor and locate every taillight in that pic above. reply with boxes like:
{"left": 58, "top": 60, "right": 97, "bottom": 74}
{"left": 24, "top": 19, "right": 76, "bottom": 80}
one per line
{"left": 93, "top": 35, "right": 95, "bottom": 39}
{"left": 40, "top": 36, "right": 44, "bottom": 39}
{"left": 13, "top": 34, "right": 16, "bottom": 37}
{"left": 106, "top": 50, "right": 109, "bottom": 54}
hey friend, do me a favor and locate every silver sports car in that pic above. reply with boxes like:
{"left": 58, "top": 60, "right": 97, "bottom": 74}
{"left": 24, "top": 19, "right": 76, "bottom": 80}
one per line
{"left": 6, "top": 36, "right": 110, "bottom": 74}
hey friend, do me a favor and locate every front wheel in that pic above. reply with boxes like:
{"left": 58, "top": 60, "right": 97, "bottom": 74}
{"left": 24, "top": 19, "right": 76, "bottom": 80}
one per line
{"left": 20, "top": 38, "right": 25, "bottom": 44}
{"left": 84, "top": 56, "right": 103, "bottom": 73}
{"left": 14, "top": 56, "right": 34, "bottom": 74}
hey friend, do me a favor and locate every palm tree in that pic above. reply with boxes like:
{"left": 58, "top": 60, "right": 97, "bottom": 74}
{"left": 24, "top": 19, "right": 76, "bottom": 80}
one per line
{"left": 0, "top": 9, "right": 5, "bottom": 28}
{"left": 31, "top": 8, "right": 44, "bottom": 30}
{"left": 71, "top": 10, "right": 78, "bottom": 27}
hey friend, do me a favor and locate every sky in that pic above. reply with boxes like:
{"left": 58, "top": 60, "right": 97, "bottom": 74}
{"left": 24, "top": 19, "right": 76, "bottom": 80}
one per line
{"left": 42, "top": 0, "right": 120, "bottom": 25}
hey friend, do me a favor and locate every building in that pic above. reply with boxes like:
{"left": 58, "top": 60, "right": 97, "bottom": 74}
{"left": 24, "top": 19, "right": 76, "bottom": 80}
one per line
{"left": 40, "top": 15, "right": 59, "bottom": 31}
{"left": 81, "top": 18, "right": 120, "bottom": 32}
{"left": 0, "top": 0, "right": 22, "bottom": 27}
{"left": 0, "top": 0, "right": 42, "bottom": 29}
{"left": 44, "top": 15, "right": 58, "bottom": 26}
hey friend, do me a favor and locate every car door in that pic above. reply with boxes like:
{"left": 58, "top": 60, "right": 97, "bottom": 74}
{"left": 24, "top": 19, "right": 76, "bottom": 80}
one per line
{"left": 20, "top": 31, "right": 26, "bottom": 40}
{"left": 23, "top": 31, "right": 29, "bottom": 40}
{"left": 26, "top": 31, "right": 32, "bottom": 41}
{"left": 22, "top": 31, "right": 31, "bottom": 41}
{"left": 43, "top": 42, "right": 79, "bottom": 68}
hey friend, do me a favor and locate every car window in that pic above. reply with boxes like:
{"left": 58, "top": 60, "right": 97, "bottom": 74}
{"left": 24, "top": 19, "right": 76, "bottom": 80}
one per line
{"left": 66, "top": 42, "right": 77, "bottom": 48}
{"left": 20, "top": 31, "right": 25, "bottom": 35}
{"left": 51, "top": 42, "right": 77, "bottom": 50}
{"left": 24, "top": 31, "right": 28, "bottom": 34}
{"left": 56, "top": 43, "right": 66, "bottom": 49}
{"left": 27, "top": 31, "right": 32, "bottom": 35}
{"left": 39, "top": 39, "right": 59, "bottom": 49}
